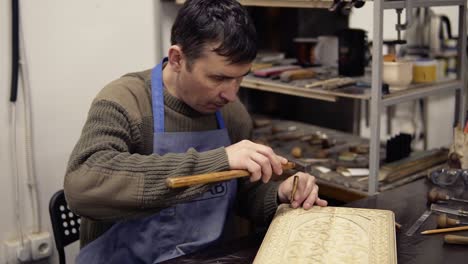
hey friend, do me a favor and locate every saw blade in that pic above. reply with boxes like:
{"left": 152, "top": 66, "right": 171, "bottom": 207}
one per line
{"left": 431, "top": 203, "right": 468, "bottom": 217}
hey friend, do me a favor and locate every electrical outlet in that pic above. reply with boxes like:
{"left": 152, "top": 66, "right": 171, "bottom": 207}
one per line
{"left": 27, "top": 232, "right": 52, "bottom": 261}
{"left": 3, "top": 238, "right": 32, "bottom": 263}
{"left": 2, "top": 232, "right": 52, "bottom": 263}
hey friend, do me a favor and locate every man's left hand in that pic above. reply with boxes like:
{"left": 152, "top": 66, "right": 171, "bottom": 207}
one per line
{"left": 277, "top": 172, "right": 328, "bottom": 209}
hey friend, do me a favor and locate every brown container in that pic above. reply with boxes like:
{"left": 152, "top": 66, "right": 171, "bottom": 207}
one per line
{"left": 293, "top": 38, "right": 317, "bottom": 66}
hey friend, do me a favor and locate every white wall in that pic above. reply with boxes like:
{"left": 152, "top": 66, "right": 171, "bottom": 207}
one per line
{"left": 1, "top": 0, "right": 158, "bottom": 263}
{"left": 350, "top": 4, "right": 465, "bottom": 148}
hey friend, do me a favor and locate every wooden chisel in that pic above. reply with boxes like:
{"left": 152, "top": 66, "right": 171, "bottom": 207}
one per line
{"left": 166, "top": 161, "right": 296, "bottom": 188}
{"left": 253, "top": 65, "right": 300, "bottom": 78}
{"left": 280, "top": 68, "right": 316, "bottom": 82}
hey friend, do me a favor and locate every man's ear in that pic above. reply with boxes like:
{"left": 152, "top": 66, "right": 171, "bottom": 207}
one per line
{"left": 167, "top": 45, "right": 184, "bottom": 73}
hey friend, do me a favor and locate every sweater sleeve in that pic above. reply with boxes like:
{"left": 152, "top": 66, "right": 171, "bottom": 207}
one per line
{"left": 222, "top": 100, "right": 281, "bottom": 226}
{"left": 237, "top": 179, "right": 280, "bottom": 226}
{"left": 64, "top": 99, "right": 230, "bottom": 221}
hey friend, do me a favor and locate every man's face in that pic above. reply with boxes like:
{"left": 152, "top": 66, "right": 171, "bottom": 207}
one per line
{"left": 175, "top": 44, "right": 251, "bottom": 114}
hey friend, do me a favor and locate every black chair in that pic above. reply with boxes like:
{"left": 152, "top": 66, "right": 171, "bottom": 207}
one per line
{"left": 49, "top": 190, "right": 80, "bottom": 264}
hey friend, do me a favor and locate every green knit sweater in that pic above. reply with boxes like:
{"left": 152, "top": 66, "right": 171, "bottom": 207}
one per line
{"left": 64, "top": 69, "right": 280, "bottom": 247}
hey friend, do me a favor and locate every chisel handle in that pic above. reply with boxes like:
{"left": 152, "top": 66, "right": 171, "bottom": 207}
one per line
{"left": 444, "top": 235, "right": 468, "bottom": 245}
{"left": 166, "top": 162, "right": 296, "bottom": 188}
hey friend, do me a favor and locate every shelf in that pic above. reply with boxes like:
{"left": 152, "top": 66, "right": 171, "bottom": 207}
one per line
{"left": 242, "top": 78, "right": 337, "bottom": 101}
{"left": 175, "top": 0, "right": 334, "bottom": 8}
{"left": 383, "top": 0, "right": 466, "bottom": 9}
{"left": 176, "top": 0, "right": 466, "bottom": 9}
{"left": 242, "top": 75, "right": 462, "bottom": 105}
{"left": 238, "top": 0, "right": 332, "bottom": 8}
{"left": 382, "top": 79, "right": 463, "bottom": 106}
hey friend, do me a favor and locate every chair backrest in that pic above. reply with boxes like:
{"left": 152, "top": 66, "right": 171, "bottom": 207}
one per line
{"left": 49, "top": 190, "right": 80, "bottom": 264}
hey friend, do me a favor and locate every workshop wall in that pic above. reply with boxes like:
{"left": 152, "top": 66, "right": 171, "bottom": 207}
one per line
{"left": 0, "top": 1, "right": 463, "bottom": 263}
{"left": 0, "top": 0, "right": 161, "bottom": 263}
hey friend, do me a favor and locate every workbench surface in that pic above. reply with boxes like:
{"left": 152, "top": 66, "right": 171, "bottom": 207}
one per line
{"left": 164, "top": 179, "right": 468, "bottom": 264}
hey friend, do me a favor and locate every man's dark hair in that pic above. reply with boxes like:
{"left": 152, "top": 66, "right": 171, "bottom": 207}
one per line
{"left": 171, "top": 0, "right": 257, "bottom": 68}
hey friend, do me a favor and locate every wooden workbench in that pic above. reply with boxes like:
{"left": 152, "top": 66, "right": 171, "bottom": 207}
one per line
{"left": 163, "top": 179, "right": 468, "bottom": 264}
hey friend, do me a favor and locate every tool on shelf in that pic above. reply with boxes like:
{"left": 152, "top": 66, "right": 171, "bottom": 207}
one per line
{"left": 305, "top": 77, "right": 356, "bottom": 90}
{"left": 428, "top": 188, "right": 468, "bottom": 204}
{"left": 280, "top": 68, "right": 316, "bottom": 82}
{"left": 431, "top": 203, "right": 468, "bottom": 217}
{"left": 253, "top": 65, "right": 300, "bottom": 78}
{"left": 437, "top": 214, "right": 468, "bottom": 228}
{"left": 166, "top": 162, "right": 296, "bottom": 188}
{"left": 405, "top": 209, "right": 432, "bottom": 236}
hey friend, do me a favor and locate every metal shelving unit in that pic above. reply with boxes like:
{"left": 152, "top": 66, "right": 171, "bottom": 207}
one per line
{"left": 171, "top": 0, "right": 468, "bottom": 196}
{"left": 368, "top": 0, "right": 467, "bottom": 195}
{"left": 242, "top": 0, "right": 467, "bottom": 196}
{"left": 383, "top": 0, "right": 466, "bottom": 9}
{"left": 241, "top": 76, "right": 464, "bottom": 104}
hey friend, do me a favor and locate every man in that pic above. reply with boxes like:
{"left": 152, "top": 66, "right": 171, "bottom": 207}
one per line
{"left": 64, "top": 0, "right": 327, "bottom": 263}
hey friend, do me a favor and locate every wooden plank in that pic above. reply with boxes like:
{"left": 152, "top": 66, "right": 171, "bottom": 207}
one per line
{"left": 241, "top": 79, "right": 338, "bottom": 101}
{"left": 242, "top": 76, "right": 371, "bottom": 101}
{"left": 254, "top": 205, "right": 397, "bottom": 264}
{"left": 378, "top": 149, "right": 448, "bottom": 182}
{"left": 317, "top": 179, "right": 368, "bottom": 202}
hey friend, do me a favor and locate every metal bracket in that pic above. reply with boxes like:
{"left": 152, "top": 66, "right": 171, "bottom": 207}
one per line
{"left": 395, "top": 0, "right": 414, "bottom": 41}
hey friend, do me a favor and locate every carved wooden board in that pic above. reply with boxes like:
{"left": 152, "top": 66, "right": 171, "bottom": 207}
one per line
{"left": 254, "top": 205, "right": 397, "bottom": 264}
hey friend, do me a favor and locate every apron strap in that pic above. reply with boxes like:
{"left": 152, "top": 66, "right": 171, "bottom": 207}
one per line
{"left": 151, "top": 58, "right": 226, "bottom": 132}
{"left": 151, "top": 58, "right": 167, "bottom": 133}
{"left": 216, "top": 111, "right": 225, "bottom": 129}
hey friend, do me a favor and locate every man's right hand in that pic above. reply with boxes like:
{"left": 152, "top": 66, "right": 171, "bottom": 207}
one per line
{"left": 225, "top": 140, "right": 287, "bottom": 183}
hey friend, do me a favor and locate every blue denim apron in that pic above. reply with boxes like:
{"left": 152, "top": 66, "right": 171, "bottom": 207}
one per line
{"left": 76, "top": 58, "right": 237, "bottom": 264}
